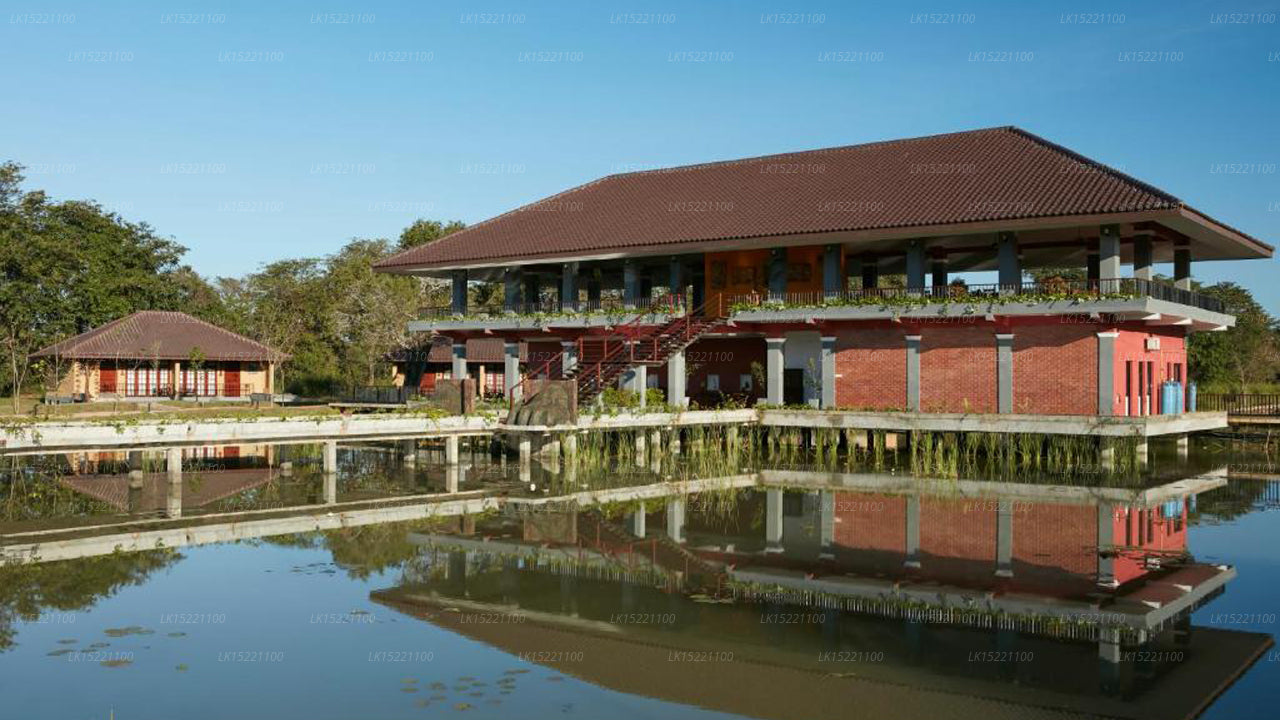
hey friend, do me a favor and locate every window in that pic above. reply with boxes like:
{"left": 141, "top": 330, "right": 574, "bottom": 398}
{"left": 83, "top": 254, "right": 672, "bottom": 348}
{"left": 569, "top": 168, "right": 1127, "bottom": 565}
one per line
{"left": 706, "top": 374, "right": 720, "bottom": 392}
{"left": 739, "top": 374, "right": 753, "bottom": 391}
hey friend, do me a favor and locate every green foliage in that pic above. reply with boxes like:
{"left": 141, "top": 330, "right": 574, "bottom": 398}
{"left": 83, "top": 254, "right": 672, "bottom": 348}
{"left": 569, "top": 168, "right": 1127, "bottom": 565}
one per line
{"left": 397, "top": 218, "right": 466, "bottom": 251}
{"left": 1188, "top": 282, "right": 1280, "bottom": 391}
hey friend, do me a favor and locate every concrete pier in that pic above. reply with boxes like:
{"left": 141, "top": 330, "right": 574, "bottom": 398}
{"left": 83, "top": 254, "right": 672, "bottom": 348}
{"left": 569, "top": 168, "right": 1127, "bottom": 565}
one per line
{"left": 765, "top": 489, "right": 784, "bottom": 553}
{"left": 630, "top": 503, "right": 646, "bottom": 538}
{"left": 904, "top": 495, "right": 921, "bottom": 568}
{"left": 323, "top": 440, "right": 338, "bottom": 475}
{"left": 401, "top": 439, "right": 417, "bottom": 465}
{"left": 666, "top": 498, "right": 685, "bottom": 543}
{"left": 166, "top": 448, "right": 183, "bottom": 519}
{"left": 445, "top": 435, "right": 460, "bottom": 465}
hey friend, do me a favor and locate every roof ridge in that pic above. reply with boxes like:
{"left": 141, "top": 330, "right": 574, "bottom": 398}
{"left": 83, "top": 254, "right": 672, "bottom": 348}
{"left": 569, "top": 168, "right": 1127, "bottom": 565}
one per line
{"left": 602, "top": 126, "right": 1021, "bottom": 179}
{"left": 1002, "top": 127, "right": 1183, "bottom": 208}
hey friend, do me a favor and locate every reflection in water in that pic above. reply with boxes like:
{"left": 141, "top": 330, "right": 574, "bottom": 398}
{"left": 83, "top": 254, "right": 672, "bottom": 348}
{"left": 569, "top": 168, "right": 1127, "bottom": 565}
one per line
{"left": 0, "top": 435, "right": 1276, "bottom": 719}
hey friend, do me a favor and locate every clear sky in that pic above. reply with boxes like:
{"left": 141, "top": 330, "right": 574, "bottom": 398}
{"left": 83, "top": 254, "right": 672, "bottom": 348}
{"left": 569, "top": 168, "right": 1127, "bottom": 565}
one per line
{"left": 4, "top": 0, "right": 1278, "bottom": 311}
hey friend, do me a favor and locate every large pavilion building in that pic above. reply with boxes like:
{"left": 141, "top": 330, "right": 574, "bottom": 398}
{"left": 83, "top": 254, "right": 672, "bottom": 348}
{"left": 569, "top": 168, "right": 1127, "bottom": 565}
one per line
{"left": 32, "top": 311, "right": 285, "bottom": 401}
{"left": 374, "top": 127, "right": 1272, "bottom": 416}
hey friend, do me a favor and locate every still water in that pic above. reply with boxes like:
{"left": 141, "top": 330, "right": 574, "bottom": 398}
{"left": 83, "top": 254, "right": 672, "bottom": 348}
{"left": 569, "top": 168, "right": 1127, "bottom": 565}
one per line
{"left": 1, "top": 434, "right": 1277, "bottom": 719}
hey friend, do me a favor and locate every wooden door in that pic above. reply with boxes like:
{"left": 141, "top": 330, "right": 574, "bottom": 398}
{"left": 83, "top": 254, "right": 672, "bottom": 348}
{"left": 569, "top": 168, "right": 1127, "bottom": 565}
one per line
{"left": 99, "top": 364, "right": 117, "bottom": 393}
{"left": 224, "top": 363, "right": 241, "bottom": 397}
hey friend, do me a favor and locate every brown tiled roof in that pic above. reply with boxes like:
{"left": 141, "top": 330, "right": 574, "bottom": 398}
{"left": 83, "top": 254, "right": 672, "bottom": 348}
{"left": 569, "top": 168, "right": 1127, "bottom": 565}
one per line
{"left": 31, "top": 311, "right": 286, "bottom": 362}
{"left": 374, "top": 126, "right": 1267, "bottom": 271}
{"left": 388, "top": 337, "right": 520, "bottom": 364}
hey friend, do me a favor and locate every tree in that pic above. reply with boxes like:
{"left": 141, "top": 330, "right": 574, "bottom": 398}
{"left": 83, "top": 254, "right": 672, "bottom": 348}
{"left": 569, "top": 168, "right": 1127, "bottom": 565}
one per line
{"left": 1188, "top": 282, "right": 1280, "bottom": 391}
{"left": 396, "top": 218, "right": 465, "bottom": 251}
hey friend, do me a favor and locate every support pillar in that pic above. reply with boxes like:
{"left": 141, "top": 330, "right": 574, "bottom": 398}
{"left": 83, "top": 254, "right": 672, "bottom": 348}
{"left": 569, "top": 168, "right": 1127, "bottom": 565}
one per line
{"left": 666, "top": 349, "right": 687, "bottom": 407}
{"left": 1097, "top": 332, "right": 1117, "bottom": 416}
{"left": 523, "top": 274, "right": 542, "bottom": 310}
{"left": 1097, "top": 501, "right": 1116, "bottom": 587}
{"left": 666, "top": 498, "right": 685, "bottom": 543}
{"left": 562, "top": 432, "right": 577, "bottom": 459}
{"left": 1098, "top": 224, "right": 1122, "bottom": 287}
{"left": 765, "top": 337, "right": 785, "bottom": 405}
{"left": 444, "top": 435, "right": 459, "bottom": 465}
{"left": 561, "top": 340, "right": 578, "bottom": 376}
{"left": 504, "top": 341, "right": 521, "bottom": 402}
{"left": 401, "top": 439, "right": 416, "bottom": 465}
{"left": 445, "top": 466, "right": 460, "bottom": 494}
{"left": 1177, "top": 434, "right": 1190, "bottom": 459}
{"left": 1136, "top": 438, "right": 1149, "bottom": 468}
{"left": 1133, "top": 234, "right": 1154, "bottom": 282}
{"left": 451, "top": 341, "right": 467, "bottom": 381}
{"left": 518, "top": 436, "right": 532, "bottom": 464}
{"left": 669, "top": 256, "right": 685, "bottom": 299}
{"left": 587, "top": 278, "right": 602, "bottom": 310}
{"left": 823, "top": 244, "right": 842, "bottom": 297}
{"left": 1174, "top": 247, "right": 1192, "bottom": 291}
{"left": 860, "top": 256, "right": 878, "bottom": 289}
{"left": 905, "top": 495, "right": 921, "bottom": 568}
{"left": 630, "top": 503, "right": 646, "bottom": 538}
{"left": 820, "top": 336, "right": 837, "bottom": 409}
{"left": 819, "top": 490, "right": 835, "bottom": 559}
{"left": 560, "top": 261, "right": 579, "bottom": 312}
{"left": 765, "top": 489, "right": 784, "bottom": 552}
{"left": 323, "top": 440, "right": 338, "bottom": 475}
{"left": 905, "top": 335, "right": 921, "bottom": 411}
{"left": 768, "top": 248, "right": 787, "bottom": 299}
{"left": 450, "top": 269, "right": 468, "bottom": 315}
{"left": 931, "top": 256, "right": 949, "bottom": 291}
{"left": 166, "top": 448, "right": 183, "bottom": 519}
{"left": 995, "top": 501, "right": 1013, "bottom": 577}
{"left": 634, "top": 431, "right": 646, "bottom": 464}
{"left": 905, "top": 239, "right": 926, "bottom": 291}
{"left": 621, "top": 362, "right": 647, "bottom": 406}
{"left": 997, "top": 231, "right": 1020, "bottom": 290}
{"left": 996, "top": 333, "right": 1014, "bottom": 414}
{"left": 503, "top": 268, "right": 522, "bottom": 313}
{"left": 623, "top": 259, "right": 640, "bottom": 309}
{"left": 1100, "top": 440, "right": 1116, "bottom": 472}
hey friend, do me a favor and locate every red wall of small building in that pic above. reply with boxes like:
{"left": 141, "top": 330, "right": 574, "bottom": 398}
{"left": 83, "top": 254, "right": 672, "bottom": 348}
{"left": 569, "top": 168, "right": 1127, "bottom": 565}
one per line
{"left": 1012, "top": 323, "right": 1098, "bottom": 415}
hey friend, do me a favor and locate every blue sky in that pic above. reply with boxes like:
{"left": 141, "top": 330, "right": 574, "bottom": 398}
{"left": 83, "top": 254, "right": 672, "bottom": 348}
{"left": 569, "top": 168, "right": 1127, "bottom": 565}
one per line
{"left": 4, "top": 0, "right": 1278, "bottom": 311}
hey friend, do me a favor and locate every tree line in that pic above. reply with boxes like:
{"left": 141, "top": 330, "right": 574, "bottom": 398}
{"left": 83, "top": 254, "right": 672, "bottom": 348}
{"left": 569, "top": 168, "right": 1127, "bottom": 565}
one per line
{"left": 3, "top": 161, "right": 1278, "bottom": 408}
{"left": 1, "top": 161, "right": 465, "bottom": 406}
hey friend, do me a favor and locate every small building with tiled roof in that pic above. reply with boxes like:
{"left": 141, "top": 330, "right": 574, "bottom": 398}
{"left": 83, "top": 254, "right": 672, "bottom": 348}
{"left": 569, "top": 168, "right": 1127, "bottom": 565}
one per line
{"left": 375, "top": 127, "right": 1272, "bottom": 418}
{"left": 32, "top": 311, "right": 286, "bottom": 401}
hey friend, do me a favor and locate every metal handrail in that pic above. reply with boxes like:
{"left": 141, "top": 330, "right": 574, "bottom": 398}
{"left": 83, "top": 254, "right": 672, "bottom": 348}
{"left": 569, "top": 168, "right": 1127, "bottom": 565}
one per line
{"left": 418, "top": 294, "right": 684, "bottom": 320}
{"left": 1197, "top": 393, "right": 1280, "bottom": 416}
{"left": 725, "top": 278, "right": 1225, "bottom": 314}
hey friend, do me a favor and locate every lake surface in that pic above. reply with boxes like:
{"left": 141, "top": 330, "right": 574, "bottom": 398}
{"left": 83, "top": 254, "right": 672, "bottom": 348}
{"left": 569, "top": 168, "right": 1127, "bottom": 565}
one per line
{"left": 1, "top": 434, "right": 1276, "bottom": 719}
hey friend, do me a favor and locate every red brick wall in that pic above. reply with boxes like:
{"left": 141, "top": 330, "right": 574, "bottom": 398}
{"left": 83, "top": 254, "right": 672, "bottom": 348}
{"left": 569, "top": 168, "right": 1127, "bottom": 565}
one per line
{"left": 1012, "top": 503, "right": 1096, "bottom": 595}
{"left": 683, "top": 336, "right": 766, "bottom": 405}
{"left": 920, "top": 326, "right": 997, "bottom": 413}
{"left": 833, "top": 328, "right": 907, "bottom": 410}
{"left": 920, "top": 498, "right": 996, "bottom": 584}
{"left": 1012, "top": 323, "right": 1097, "bottom": 415}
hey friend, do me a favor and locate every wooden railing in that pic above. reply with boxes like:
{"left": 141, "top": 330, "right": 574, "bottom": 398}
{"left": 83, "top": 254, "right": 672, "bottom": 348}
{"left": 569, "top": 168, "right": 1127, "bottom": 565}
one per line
{"left": 418, "top": 293, "right": 688, "bottom": 320}
{"left": 1197, "top": 393, "right": 1280, "bottom": 416}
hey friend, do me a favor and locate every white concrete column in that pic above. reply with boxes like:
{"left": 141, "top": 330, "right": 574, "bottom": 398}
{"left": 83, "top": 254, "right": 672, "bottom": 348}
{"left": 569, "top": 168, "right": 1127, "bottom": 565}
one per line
{"left": 1099, "top": 224, "right": 1122, "bottom": 286}
{"left": 1097, "top": 332, "right": 1117, "bottom": 417}
{"left": 904, "top": 495, "right": 921, "bottom": 568}
{"left": 819, "top": 490, "right": 835, "bottom": 559}
{"left": 518, "top": 436, "right": 532, "bottom": 464}
{"left": 1097, "top": 502, "right": 1116, "bottom": 587}
{"left": 666, "top": 498, "right": 686, "bottom": 543}
{"left": 504, "top": 341, "right": 522, "bottom": 402}
{"left": 820, "top": 336, "right": 837, "bottom": 409}
{"left": 765, "top": 489, "right": 784, "bottom": 552}
{"left": 445, "top": 465, "right": 460, "bottom": 493}
{"left": 166, "top": 448, "right": 183, "bottom": 519}
{"left": 451, "top": 341, "right": 467, "bottom": 380}
{"left": 562, "top": 432, "right": 577, "bottom": 458}
{"left": 323, "top": 440, "right": 338, "bottom": 475}
{"left": 905, "top": 335, "right": 922, "bottom": 412}
{"left": 995, "top": 501, "right": 1013, "bottom": 577}
{"left": 996, "top": 334, "right": 1014, "bottom": 414}
{"left": 561, "top": 340, "right": 578, "bottom": 376}
{"left": 444, "top": 435, "right": 459, "bottom": 465}
{"left": 666, "top": 349, "right": 688, "bottom": 407}
{"left": 401, "top": 439, "right": 417, "bottom": 465}
{"left": 765, "top": 337, "right": 785, "bottom": 405}
{"left": 1177, "top": 434, "right": 1190, "bottom": 459}
{"left": 630, "top": 503, "right": 646, "bottom": 538}
{"left": 621, "top": 361, "right": 647, "bottom": 407}
{"left": 634, "top": 431, "right": 646, "bottom": 464}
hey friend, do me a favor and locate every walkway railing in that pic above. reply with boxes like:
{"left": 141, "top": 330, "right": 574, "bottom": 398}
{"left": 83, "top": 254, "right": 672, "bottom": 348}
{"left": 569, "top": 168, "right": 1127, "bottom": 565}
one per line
{"left": 726, "top": 278, "right": 1225, "bottom": 314}
{"left": 418, "top": 294, "right": 688, "bottom": 320}
{"left": 1198, "top": 393, "right": 1280, "bottom": 416}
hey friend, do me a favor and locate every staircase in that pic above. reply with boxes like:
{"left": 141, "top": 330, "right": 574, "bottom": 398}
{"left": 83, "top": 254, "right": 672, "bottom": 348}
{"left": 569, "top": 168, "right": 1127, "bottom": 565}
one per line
{"left": 585, "top": 512, "right": 725, "bottom": 589}
{"left": 509, "top": 298, "right": 723, "bottom": 418}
